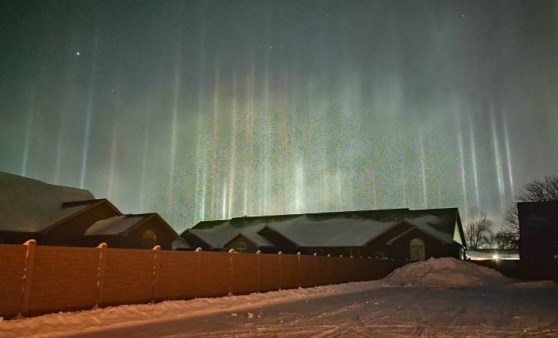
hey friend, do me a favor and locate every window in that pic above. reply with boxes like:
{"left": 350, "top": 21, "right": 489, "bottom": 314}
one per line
{"left": 141, "top": 229, "right": 157, "bottom": 249}
{"left": 410, "top": 238, "right": 425, "bottom": 261}
{"left": 235, "top": 241, "right": 247, "bottom": 253}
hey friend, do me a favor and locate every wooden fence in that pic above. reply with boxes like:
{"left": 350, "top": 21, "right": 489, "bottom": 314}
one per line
{"left": 0, "top": 241, "right": 395, "bottom": 318}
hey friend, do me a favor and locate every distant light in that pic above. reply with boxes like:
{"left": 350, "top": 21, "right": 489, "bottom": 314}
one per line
{"left": 76, "top": 51, "right": 80, "bottom": 56}
{"left": 492, "top": 254, "right": 500, "bottom": 260}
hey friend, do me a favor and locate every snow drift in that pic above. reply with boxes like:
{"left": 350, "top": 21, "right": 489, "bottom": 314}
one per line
{"left": 383, "top": 257, "right": 510, "bottom": 288}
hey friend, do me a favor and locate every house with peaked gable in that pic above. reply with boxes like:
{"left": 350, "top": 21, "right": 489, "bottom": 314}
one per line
{"left": 181, "top": 208, "right": 467, "bottom": 261}
{"left": 0, "top": 171, "right": 179, "bottom": 250}
{"left": 83, "top": 213, "right": 179, "bottom": 250}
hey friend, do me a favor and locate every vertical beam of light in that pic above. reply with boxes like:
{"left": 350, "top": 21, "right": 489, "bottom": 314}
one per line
{"left": 107, "top": 124, "right": 118, "bottom": 200}
{"left": 457, "top": 129, "right": 469, "bottom": 217}
{"left": 262, "top": 54, "right": 272, "bottom": 215}
{"left": 490, "top": 106, "right": 506, "bottom": 214}
{"left": 21, "top": 86, "right": 37, "bottom": 177}
{"left": 139, "top": 124, "right": 150, "bottom": 211}
{"left": 79, "top": 30, "right": 100, "bottom": 188}
{"left": 200, "top": 162, "right": 207, "bottom": 220}
{"left": 294, "top": 160, "right": 305, "bottom": 213}
{"left": 194, "top": 10, "right": 207, "bottom": 223}
{"left": 168, "top": 47, "right": 182, "bottom": 214}
{"left": 221, "top": 182, "right": 227, "bottom": 220}
{"left": 370, "top": 169, "right": 378, "bottom": 209}
{"left": 242, "top": 62, "right": 256, "bottom": 216}
{"left": 468, "top": 114, "right": 481, "bottom": 212}
{"left": 53, "top": 126, "right": 63, "bottom": 184}
{"left": 195, "top": 113, "right": 206, "bottom": 221}
{"left": 210, "top": 65, "right": 221, "bottom": 217}
{"left": 419, "top": 127, "right": 428, "bottom": 209}
{"left": 503, "top": 114, "right": 515, "bottom": 198}
{"left": 227, "top": 74, "right": 239, "bottom": 219}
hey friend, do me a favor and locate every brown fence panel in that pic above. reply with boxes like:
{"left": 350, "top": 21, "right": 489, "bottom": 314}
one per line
{"left": 231, "top": 254, "right": 259, "bottom": 295}
{"left": 198, "top": 252, "right": 231, "bottom": 297}
{"left": 280, "top": 255, "right": 299, "bottom": 290}
{"left": 100, "top": 248, "right": 154, "bottom": 306}
{"left": 330, "top": 257, "right": 346, "bottom": 284}
{"left": 368, "top": 259, "right": 392, "bottom": 280}
{"left": 350, "top": 258, "right": 361, "bottom": 281}
{"left": 258, "top": 254, "right": 280, "bottom": 292}
{"left": 299, "top": 255, "right": 316, "bottom": 288}
{"left": 315, "top": 256, "right": 330, "bottom": 286}
{"left": 0, "top": 245, "right": 27, "bottom": 317}
{"left": 26, "top": 246, "right": 99, "bottom": 316}
{"left": 356, "top": 258, "right": 369, "bottom": 281}
{"left": 157, "top": 251, "right": 199, "bottom": 301}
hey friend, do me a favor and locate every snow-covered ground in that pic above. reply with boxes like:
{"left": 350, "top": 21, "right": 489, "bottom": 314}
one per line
{"left": 1, "top": 258, "right": 557, "bottom": 337}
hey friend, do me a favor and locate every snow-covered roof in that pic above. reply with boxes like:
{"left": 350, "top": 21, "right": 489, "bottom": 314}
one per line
{"left": 185, "top": 208, "right": 462, "bottom": 249}
{"left": 84, "top": 215, "right": 146, "bottom": 236}
{"left": 186, "top": 219, "right": 274, "bottom": 249}
{"left": 0, "top": 171, "right": 95, "bottom": 233}
{"left": 265, "top": 215, "right": 397, "bottom": 247}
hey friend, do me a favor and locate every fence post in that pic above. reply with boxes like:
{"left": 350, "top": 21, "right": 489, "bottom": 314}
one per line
{"left": 327, "top": 254, "right": 332, "bottom": 285}
{"left": 95, "top": 243, "right": 108, "bottom": 308}
{"left": 297, "top": 252, "right": 301, "bottom": 288}
{"left": 313, "top": 253, "right": 318, "bottom": 287}
{"left": 20, "top": 239, "right": 36, "bottom": 316}
{"left": 256, "top": 250, "right": 261, "bottom": 291}
{"left": 195, "top": 247, "right": 203, "bottom": 297}
{"left": 152, "top": 245, "right": 161, "bottom": 303}
{"left": 278, "top": 251, "right": 283, "bottom": 290}
{"left": 228, "top": 249, "right": 235, "bottom": 295}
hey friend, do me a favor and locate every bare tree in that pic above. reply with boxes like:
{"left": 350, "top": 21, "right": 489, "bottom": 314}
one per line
{"left": 500, "top": 175, "right": 558, "bottom": 249}
{"left": 464, "top": 212, "right": 494, "bottom": 249}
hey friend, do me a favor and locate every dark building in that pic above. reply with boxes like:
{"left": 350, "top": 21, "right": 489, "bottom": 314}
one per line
{"left": 0, "top": 171, "right": 179, "bottom": 249}
{"left": 181, "top": 208, "right": 467, "bottom": 261}
{"left": 518, "top": 201, "right": 558, "bottom": 261}
{"left": 83, "top": 213, "right": 179, "bottom": 250}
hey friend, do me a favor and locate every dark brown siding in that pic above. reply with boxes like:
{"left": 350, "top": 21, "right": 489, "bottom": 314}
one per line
{"left": 365, "top": 222, "right": 414, "bottom": 258}
{"left": 124, "top": 219, "right": 178, "bottom": 250}
{"left": 44, "top": 203, "right": 120, "bottom": 247}
{"left": 389, "top": 229, "right": 446, "bottom": 260}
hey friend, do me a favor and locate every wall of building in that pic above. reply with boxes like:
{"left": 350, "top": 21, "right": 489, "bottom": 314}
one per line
{"left": 44, "top": 203, "right": 120, "bottom": 246}
{"left": 0, "top": 242, "right": 399, "bottom": 319}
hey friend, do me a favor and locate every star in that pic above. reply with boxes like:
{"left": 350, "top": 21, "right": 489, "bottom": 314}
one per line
{"left": 75, "top": 51, "right": 80, "bottom": 56}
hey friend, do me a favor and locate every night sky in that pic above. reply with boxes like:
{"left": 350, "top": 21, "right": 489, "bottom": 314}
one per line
{"left": 1, "top": 0, "right": 557, "bottom": 232}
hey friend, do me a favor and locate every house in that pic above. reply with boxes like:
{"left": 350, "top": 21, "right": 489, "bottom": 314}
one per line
{"left": 518, "top": 201, "right": 558, "bottom": 261}
{"left": 0, "top": 171, "right": 179, "bottom": 249}
{"left": 181, "top": 208, "right": 467, "bottom": 261}
{"left": 0, "top": 171, "right": 108, "bottom": 245}
{"left": 83, "top": 213, "right": 179, "bottom": 250}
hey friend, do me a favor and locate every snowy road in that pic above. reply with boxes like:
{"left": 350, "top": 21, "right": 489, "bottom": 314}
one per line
{"left": 71, "top": 281, "right": 558, "bottom": 337}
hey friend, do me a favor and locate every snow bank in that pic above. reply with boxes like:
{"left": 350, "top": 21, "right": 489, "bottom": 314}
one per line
{"left": 383, "top": 257, "right": 510, "bottom": 288}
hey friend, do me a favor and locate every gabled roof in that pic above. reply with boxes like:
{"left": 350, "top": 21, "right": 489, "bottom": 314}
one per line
{"left": 184, "top": 219, "right": 273, "bottom": 249}
{"left": 223, "top": 233, "right": 275, "bottom": 248}
{"left": 84, "top": 213, "right": 177, "bottom": 237}
{"left": 400, "top": 208, "right": 462, "bottom": 245}
{"left": 262, "top": 215, "right": 398, "bottom": 247}
{"left": 0, "top": 172, "right": 96, "bottom": 233}
{"left": 41, "top": 199, "right": 122, "bottom": 234}
{"left": 183, "top": 208, "right": 464, "bottom": 250}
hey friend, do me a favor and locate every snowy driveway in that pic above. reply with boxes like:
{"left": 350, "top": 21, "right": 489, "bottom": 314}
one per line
{"left": 3, "top": 280, "right": 558, "bottom": 338}
{"left": 75, "top": 282, "right": 558, "bottom": 337}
